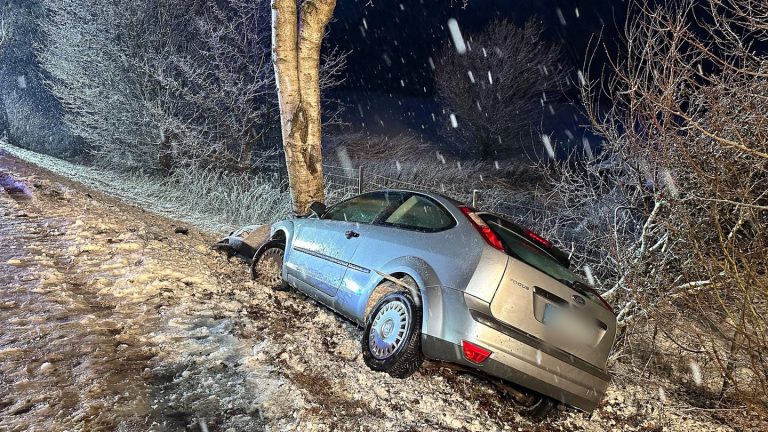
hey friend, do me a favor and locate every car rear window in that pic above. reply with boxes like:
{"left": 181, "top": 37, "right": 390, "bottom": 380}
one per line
{"left": 383, "top": 194, "right": 455, "bottom": 231}
{"left": 483, "top": 216, "right": 604, "bottom": 308}
{"left": 481, "top": 215, "right": 581, "bottom": 285}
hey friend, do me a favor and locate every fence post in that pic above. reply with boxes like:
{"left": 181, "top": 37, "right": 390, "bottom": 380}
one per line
{"left": 358, "top": 165, "right": 364, "bottom": 194}
{"left": 472, "top": 189, "right": 480, "bottom": 208}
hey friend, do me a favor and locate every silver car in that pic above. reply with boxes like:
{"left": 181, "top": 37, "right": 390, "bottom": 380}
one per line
{"left": 251, "top": 190, "right": 616, "bottom": 412}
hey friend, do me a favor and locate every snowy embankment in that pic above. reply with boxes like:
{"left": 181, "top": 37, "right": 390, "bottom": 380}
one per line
{"left": 2, "top": 147, "right": 754, "bottom": 431}
{"left": 0, "top": 141, "right": 289, "bottom": 233}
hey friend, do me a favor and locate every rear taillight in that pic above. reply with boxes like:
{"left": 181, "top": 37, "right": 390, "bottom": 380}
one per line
{"left": 462, "top": 340, "right": 492, "bottom": 364}
{"left": 459, "top": 206, "right": 505, "bottom": 251}
{"left": 523, "top": 228, "right": 553, "bottom": 249}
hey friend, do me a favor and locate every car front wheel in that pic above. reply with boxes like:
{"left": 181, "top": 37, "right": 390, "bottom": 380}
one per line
{"left": 250, "top": 241, "right": 288, "bottom": 291}
{"left": 362, "top": 291, "right": 423, "bottom": 378}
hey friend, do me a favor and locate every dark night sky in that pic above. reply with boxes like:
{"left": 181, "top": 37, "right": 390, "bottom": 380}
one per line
{"left": 324, "top": 0, "right": 629, "bottom": 146}
{"left": 327, "top": 0, "right": 628, "bottom": 96}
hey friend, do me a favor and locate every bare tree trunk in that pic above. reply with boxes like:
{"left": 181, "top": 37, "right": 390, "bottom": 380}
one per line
{"left": 272, "top": 0, "right": 335, "bottom": 214}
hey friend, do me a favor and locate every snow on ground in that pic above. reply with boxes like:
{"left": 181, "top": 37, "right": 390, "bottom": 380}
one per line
{"left": 1, "top": 148, "right": 757, "bottom": 431}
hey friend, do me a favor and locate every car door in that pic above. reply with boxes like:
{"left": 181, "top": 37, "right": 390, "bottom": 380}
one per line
{"left": 336, "top": 193, "right": 464, "bottom": 322}
{"left": 287, "top": 191, "right": 403, "bottom": 298}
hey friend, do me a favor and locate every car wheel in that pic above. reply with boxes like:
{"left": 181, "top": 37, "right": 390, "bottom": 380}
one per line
{"left": 362, "top": 291, "right": 423, "bottom": 378}
{"left": 250, "top": 241, "right": 288, "bottom": 291}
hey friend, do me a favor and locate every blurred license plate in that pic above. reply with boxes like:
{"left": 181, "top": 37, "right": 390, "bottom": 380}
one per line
{"left": 544, "top": 304, "right": 596, "bottom": 345}
{"left": 542, "top": 303, "right": 558, "bottom": 324}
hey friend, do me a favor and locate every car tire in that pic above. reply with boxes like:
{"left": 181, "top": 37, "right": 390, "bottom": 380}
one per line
{"left": 362, "top": 291, "right": 423, "bottom": 378}
{"left": 250, "top": 241, "right": 288, "bottom": 291}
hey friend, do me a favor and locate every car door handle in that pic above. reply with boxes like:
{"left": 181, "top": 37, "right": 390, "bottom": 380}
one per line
{"left": 345, "top": 230, "right": 360, "bottom": 239}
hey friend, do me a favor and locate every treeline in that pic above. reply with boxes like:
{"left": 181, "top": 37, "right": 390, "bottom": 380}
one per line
{"left": 16, "top": 0, "right": 344, "bottom": 173}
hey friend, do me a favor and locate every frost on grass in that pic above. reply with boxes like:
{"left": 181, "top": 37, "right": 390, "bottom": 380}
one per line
{"left": 0, "top": 141, "right": 289, "bottom": 232}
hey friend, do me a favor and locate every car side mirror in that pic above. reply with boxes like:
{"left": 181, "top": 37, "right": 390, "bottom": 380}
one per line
{"left": 308, "top": 201, "right": 327, "bottom": 218}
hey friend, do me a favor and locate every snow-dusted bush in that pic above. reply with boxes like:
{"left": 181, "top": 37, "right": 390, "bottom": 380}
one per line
{"left": 434, "top": 19, "right": 568, "bottom": 160}
{"left": 550, "top": 0, "right": 768, "bottom": 405}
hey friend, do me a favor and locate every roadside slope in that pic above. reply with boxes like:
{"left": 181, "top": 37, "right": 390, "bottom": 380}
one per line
{"left": 1, "top": 147, "right": 749, "bottom": 431}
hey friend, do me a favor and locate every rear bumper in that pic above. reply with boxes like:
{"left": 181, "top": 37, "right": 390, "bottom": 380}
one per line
{"left": 421, "top": 288, "right": 610, "bottom": 411}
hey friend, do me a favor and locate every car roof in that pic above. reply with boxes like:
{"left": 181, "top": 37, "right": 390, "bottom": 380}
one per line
{"left": 366, "top": 188, "right": 466, "bottom": 208}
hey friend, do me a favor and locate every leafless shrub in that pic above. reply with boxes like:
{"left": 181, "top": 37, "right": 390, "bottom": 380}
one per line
{"left": 434, "top": 19, "right": 569, "bottom": 160}
{"left": 545, "top": 0, "right": 768, "bottom": 408}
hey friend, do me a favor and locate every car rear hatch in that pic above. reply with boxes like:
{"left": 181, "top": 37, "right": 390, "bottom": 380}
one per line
{"left": 478, "top": 213, "right": 617, "bottom": 370}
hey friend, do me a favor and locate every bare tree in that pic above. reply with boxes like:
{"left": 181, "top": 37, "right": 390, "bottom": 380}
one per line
{"left": 545, "top": 0, "right": 768, "bottom": 403}
{"left": 435, "top": 19, "right": 568, "bottom": 160}
{"left": 37, "top": 0, "right": 172, "bottom": 169}
{"left": 272, "top": 0, "right": 337, "bottom": 214}
{"left": 141, "top": 0, "right": 279, "bottom": 172}
{"left": 37, "top": 0, "right": 344, "bottom": 177}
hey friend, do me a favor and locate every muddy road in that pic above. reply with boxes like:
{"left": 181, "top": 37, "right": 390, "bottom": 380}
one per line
{"left": 0, "top": 150, "right": 744, "bottom": 431}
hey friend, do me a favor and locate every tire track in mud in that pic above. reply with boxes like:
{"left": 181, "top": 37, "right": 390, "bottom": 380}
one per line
{"left": 1, "top": 166, "right": 160, "bottom": 431}
{"left": 0, "top": 154, "right": 274, "bottom": 431}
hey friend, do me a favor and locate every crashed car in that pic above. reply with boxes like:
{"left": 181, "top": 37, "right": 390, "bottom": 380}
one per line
{"left": 239, "top": 189, "right": 616, "bottom": 412}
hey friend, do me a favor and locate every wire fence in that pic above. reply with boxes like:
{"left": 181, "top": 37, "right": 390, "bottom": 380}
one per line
{"left": 321, "top": 162, "right": 550, "bottom": 229}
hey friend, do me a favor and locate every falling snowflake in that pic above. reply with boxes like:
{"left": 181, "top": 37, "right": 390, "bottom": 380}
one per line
{"left": 467, "top": 71, "right": 475, "bottom": 83}
{"left": 447, "top": 18, "right": 467, "bottom": 54}
{"left": 689, "top": 360, "right": 702, "bottom": 386}
{"left": 662, "top": 169, "right": 679, "bottom": 197}
{"left": 577, "top": 70, "right": 587, "bottom": 86}
{"left": 541, "top": 134, "right": 555, "bottom": 159}
{"left": 582, "top": 137, "right": 594, "bottom": 159}
{"left": 556, "top": 8, "right": 567, "bottom": 26}
{"left": 449, "top": 114, "right": 458, "bottom": 128}
{"left": 335, "top": 146, "right": 354, "bottom": 172}
{"left": 487, "top": 71, "right": 493, "bottom": 85}
{"left": 583, "top": 265, "right": 595, "bottom": 286}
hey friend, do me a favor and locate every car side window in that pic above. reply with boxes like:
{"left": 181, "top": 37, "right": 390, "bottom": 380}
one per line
{"left": 383, "top": 194, "right": 455, "bottom": 231}
{"left": 323, "top": 191, "right": 402, "bottom": 224}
